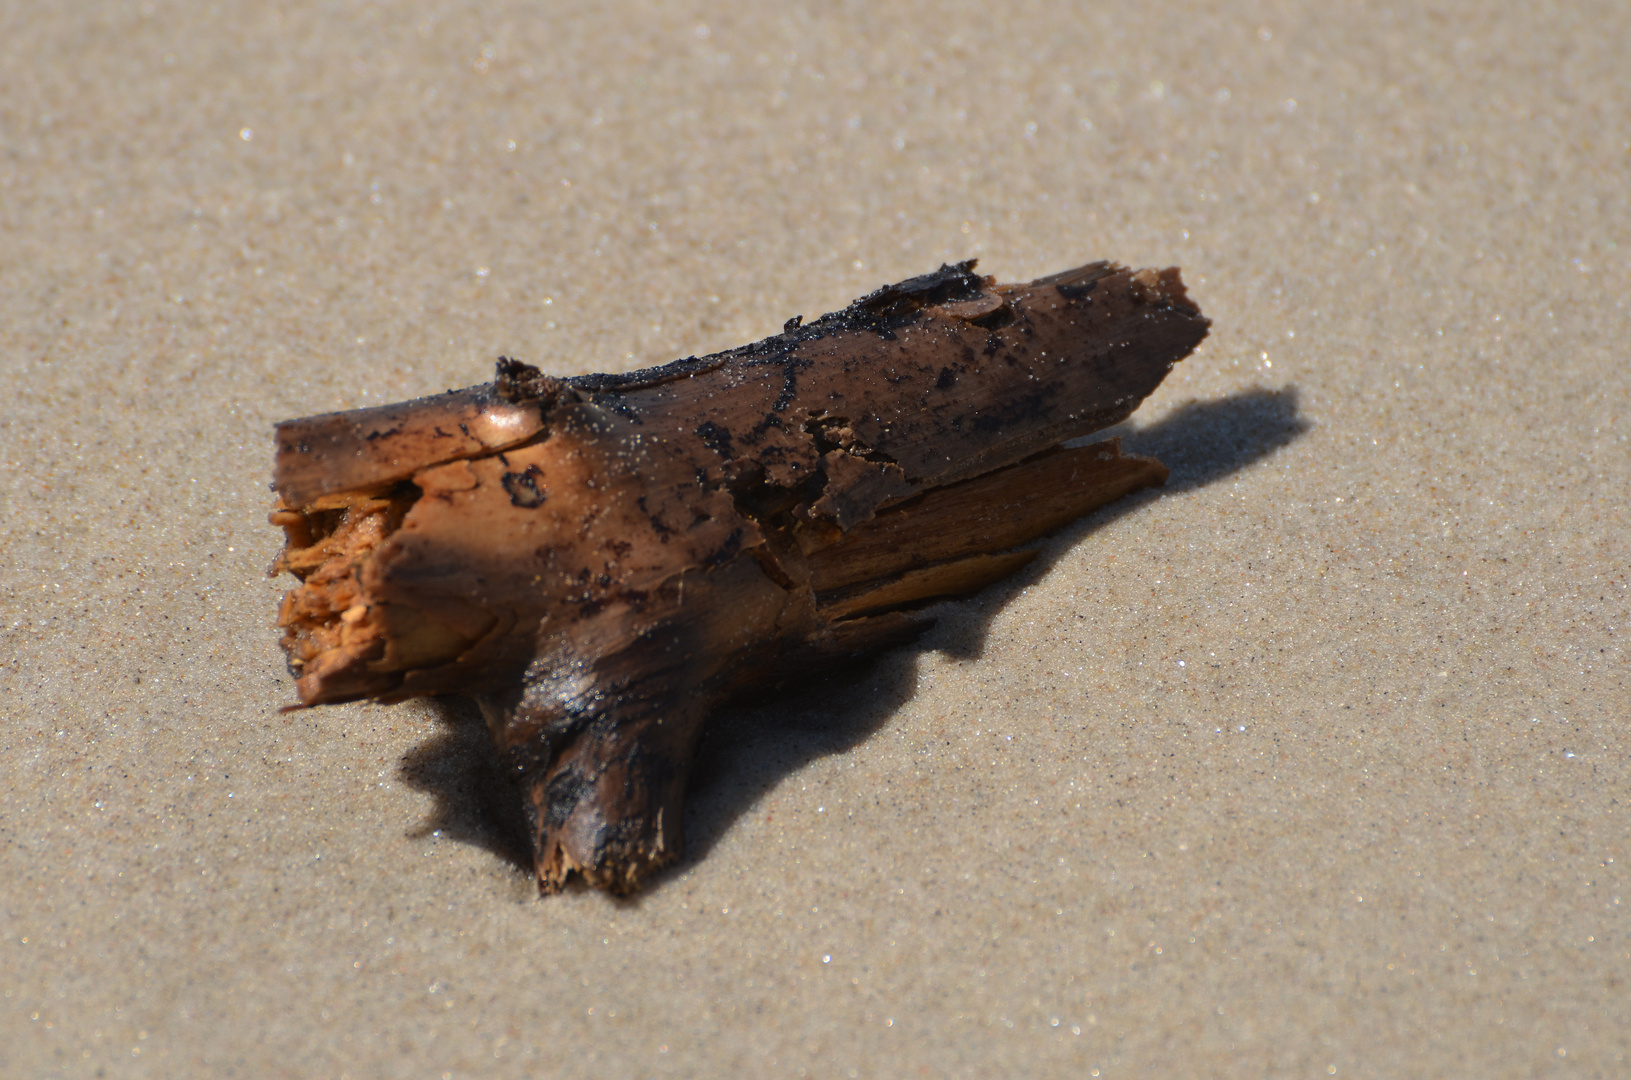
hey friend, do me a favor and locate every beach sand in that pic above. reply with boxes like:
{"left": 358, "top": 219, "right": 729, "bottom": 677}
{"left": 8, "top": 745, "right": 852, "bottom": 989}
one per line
{"left": 3, "top": 1, "right": 1626, "bottom": 1075}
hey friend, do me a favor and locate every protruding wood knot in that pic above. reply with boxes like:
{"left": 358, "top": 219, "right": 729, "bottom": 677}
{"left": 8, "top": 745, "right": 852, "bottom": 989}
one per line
{"left": 494, "top": 357, "right": 565, "bottom": 405}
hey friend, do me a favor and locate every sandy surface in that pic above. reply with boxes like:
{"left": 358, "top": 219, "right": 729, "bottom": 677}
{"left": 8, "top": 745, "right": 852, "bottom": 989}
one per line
{"left": 3, "top": 1, "right": 1628, "bottom": 1076}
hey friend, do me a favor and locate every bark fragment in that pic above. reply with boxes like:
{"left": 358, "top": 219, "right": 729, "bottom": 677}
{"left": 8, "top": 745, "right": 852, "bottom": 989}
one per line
{"left": 269, "top": 259, "right": 1210, "bottom": 893}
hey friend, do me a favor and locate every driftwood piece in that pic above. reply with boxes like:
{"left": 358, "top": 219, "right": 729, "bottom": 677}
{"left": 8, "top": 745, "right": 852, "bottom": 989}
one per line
{"left": 270, "top": 259, "right": 1210, "bottom": 893}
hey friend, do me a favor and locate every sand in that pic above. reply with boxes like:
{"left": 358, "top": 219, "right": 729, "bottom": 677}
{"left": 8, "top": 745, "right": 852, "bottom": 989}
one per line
{"left": 3, "top": 1, "right": 1627, "bottom": 1076}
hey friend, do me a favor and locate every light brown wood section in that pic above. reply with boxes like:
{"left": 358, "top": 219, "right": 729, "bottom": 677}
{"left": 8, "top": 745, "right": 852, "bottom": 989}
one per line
{"left": 805, "top": 437, "right": 1168, "bottom": 596}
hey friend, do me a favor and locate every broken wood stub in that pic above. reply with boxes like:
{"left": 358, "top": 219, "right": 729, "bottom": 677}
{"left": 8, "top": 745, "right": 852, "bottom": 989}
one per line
{"left": 270, "top": 259, "right": 1209, "bottom": 893}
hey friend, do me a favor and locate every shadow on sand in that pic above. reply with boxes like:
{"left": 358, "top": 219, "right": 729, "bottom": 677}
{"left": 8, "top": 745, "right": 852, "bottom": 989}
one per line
{"left": 397, "top": 385, "right": 1311, "bottom": 887}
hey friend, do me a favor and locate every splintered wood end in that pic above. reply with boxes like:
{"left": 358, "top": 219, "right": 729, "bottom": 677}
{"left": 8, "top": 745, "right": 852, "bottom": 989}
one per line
{"left": 271, "top": 487, "right": 425, "bottom": 705}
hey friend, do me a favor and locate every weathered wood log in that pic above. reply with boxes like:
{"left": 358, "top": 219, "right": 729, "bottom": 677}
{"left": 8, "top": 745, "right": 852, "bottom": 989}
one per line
{"left": 270, "top": 259, "right": 1209, "bottom": 893}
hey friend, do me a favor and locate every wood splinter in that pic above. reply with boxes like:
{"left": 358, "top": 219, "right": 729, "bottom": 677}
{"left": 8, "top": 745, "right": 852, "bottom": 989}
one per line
{"left": 270, "top": 258, "right": 1210, "bottom": 894}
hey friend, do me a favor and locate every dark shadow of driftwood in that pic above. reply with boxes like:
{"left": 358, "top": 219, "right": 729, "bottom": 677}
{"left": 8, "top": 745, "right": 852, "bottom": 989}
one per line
{"left": 398, "top": 385, "right": 1309, "bottom": 889}
{"left": 399, "top": 695, "right": 536, "bottom": 872}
